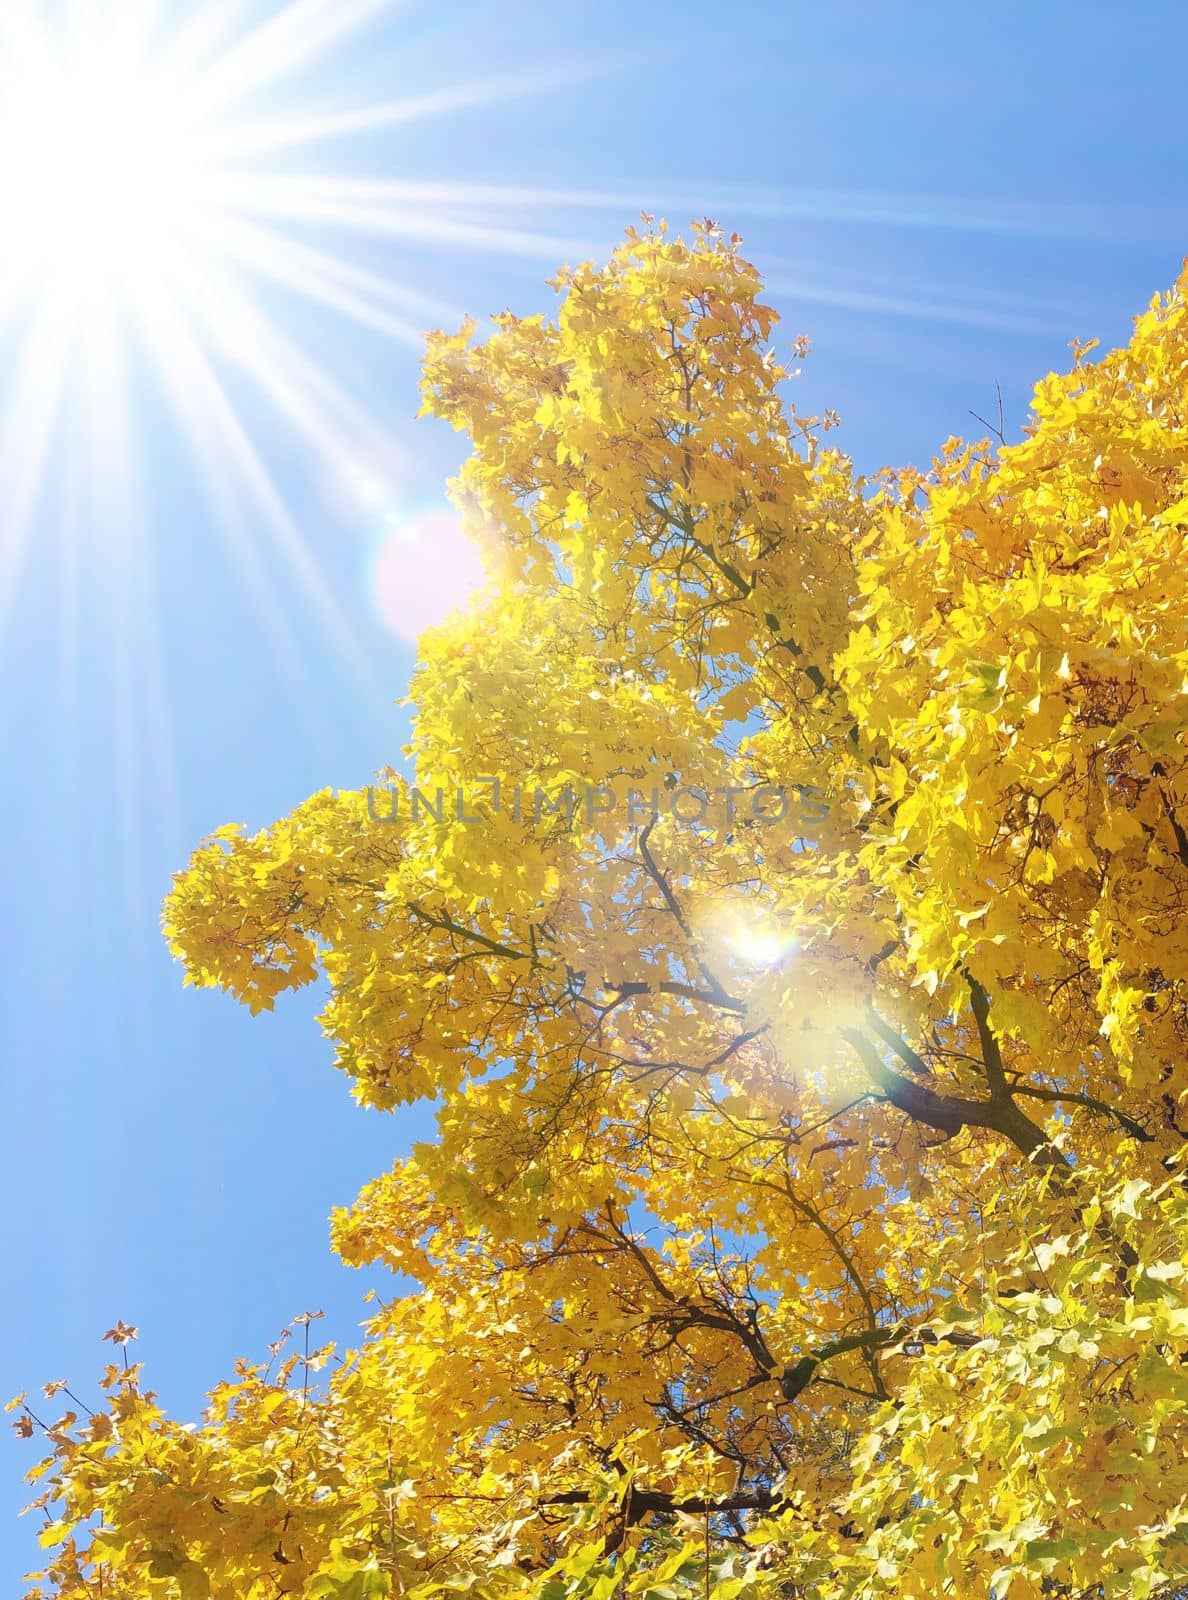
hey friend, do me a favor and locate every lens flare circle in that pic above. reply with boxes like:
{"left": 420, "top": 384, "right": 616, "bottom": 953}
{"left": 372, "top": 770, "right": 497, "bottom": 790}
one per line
{"left": 370, "top": 508, "right": 487, "bottom": 640}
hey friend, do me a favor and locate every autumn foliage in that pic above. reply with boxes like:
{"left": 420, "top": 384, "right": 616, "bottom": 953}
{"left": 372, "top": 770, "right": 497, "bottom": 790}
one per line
{"left": 14, "top": 223, "right": 1188, "bottom": 1599}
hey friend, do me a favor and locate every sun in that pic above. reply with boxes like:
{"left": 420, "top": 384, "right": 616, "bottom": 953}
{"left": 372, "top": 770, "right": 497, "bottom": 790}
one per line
{"left": 699, "top": 898, "right": 797, "bottom": 971}
{"left": 729, "top": 923, "right": 796, "bottom": 969}
{"left": 0, "top": 13, "right": 217, "bottom": 311}
{"left": 0, "top": 0, "right": 609, "bottom": 641}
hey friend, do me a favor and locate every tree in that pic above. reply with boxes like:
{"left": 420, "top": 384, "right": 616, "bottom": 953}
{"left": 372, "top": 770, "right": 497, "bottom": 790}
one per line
{"left": 14, "top": 221, "right": 1188, "bottom": 1600}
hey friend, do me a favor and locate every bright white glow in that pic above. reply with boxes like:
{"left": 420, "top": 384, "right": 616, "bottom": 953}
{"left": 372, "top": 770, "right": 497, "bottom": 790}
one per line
{"left": 728, "top": 921, "right": 796, "bottom": 969}
{"left": 0, "top": 17, "right": 215, "bottom": 308}
{"left": 0, "top": 0, "right": 604, "bottom": 634}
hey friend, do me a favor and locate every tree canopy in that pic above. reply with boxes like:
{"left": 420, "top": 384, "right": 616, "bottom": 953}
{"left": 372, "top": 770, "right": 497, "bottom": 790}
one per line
{"left": 14, "top": 222, "right": 1188, "bottom": 1600}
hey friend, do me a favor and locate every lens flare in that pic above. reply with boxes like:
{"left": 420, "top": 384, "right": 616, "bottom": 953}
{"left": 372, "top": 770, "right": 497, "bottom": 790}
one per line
{"left": 728, "top": 923, "right": 796, "bottom": 969}
{"left": 0, "top": 0, "right": 608, "bottom": 635}
{"left": 370, "top": 509, "right": 487, "bottom": 640}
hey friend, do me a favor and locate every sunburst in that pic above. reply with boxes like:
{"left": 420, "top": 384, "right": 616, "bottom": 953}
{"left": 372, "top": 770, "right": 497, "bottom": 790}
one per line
{"left": 0, "top": 0, "right": 605, "bottom": 641}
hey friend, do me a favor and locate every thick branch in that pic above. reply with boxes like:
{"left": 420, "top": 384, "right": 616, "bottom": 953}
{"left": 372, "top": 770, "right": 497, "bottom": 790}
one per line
{"left": 966, "top": 972, "right": 1010, "bottom": 1101}
{"left": 605, "top": 978, "right": 745, "bottom": 1014}
{"left": 540, "top": 1486, "right": 782, "bottom": 1521}
{"left": 841, "top": 1025, "right": 1068, "bottom": 1172}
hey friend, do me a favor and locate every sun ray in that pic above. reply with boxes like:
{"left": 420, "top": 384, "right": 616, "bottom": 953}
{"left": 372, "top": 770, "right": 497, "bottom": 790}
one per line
{"left": 135, "top": 309, "right": 349, "bottom": 700}
{"left": 76, "top": 302, "right": 170, "bottom": 960}
{"left": 245, "top": 230, "right": 457, "bottom": 322}
{"left": 222, "top": 174, "right": 632, "bottom": 210}
{"left": 177, "top": 259, "right": 397, "bottom": 484}
{"left": 189, "top": 0, "right": 398, "bottom": 117}
{"left": 207, "top": 214, "right": 444, "bottom": 346}
{"left": 216, "top": 173, "right": 599, "bottom": 258}
{"left": 153, "top": 0, "right": 258, "bottom": 82}
{"left": 206, "top": 63, "right": 614, "bottom": 160}
{"left": 0, "top": 292, "right": 73, "bottom": 628}
{"left": 131, "top": 276, "right": 384, "bottom": 701}
{"left": 767, "top": 275, "right": 1065, "bottom": 336}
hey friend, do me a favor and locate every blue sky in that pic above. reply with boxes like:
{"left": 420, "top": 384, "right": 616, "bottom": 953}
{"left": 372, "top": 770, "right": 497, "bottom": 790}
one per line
{"left": 1, "top": 0, "right": 1186, "bottom": 1583}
